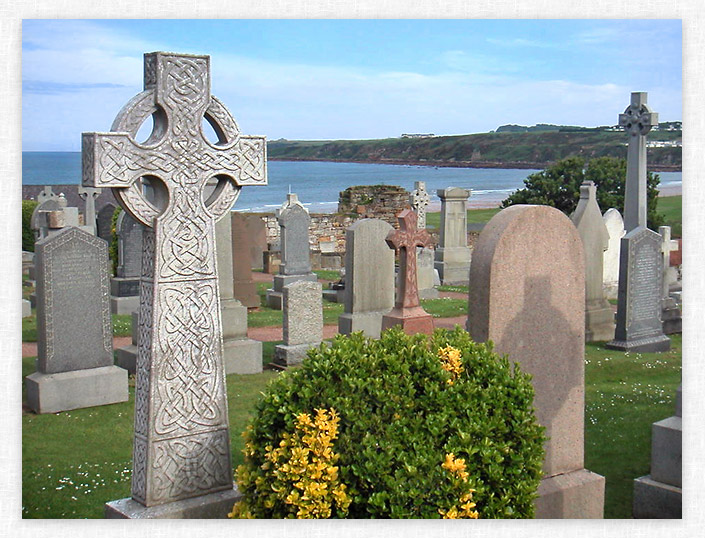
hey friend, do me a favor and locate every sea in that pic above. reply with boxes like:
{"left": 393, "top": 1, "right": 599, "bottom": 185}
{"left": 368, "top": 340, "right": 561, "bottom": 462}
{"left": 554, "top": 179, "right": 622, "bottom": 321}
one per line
{"left": 22, "top": 152, "right": 683, "bottom": 213}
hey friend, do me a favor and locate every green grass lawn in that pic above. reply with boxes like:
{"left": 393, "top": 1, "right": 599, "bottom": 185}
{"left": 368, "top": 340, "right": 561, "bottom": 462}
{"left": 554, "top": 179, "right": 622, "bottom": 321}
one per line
{"left": 426, "top": 207, "right": 502, "bottom": 231}
{"left": 657, "top": 195, "right": 682, "bottom": 238}
{"left": 21, "top": 332, "right": 681, "bottom": 519}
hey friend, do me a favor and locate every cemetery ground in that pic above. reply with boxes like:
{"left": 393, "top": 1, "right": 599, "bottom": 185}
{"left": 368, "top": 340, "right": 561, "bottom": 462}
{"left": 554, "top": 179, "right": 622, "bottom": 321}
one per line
{"left": 21, "top": 197, "right": 682, "bottom": 519}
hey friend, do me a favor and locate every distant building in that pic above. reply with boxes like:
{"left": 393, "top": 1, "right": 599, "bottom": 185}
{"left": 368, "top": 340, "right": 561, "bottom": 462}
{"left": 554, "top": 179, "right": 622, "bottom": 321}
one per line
{"left": 401, "top": 133, "right": 435, "bottom": 138}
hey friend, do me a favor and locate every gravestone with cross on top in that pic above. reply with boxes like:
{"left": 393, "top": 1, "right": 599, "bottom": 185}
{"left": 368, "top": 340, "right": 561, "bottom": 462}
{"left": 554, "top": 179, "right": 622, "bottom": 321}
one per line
{"left": 83, "top": 51, "right": 267, "bottom": 518}
{"left": 409, "top": 180, "right": 439, "bottom": 299}
{"left": 381, "top": 209, "right": 434, "bottom": 335}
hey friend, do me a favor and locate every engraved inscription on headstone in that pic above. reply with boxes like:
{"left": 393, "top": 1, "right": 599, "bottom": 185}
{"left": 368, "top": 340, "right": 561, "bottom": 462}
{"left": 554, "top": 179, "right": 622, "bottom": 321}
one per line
{"left": 83, "top": 52, "right": 266, "bottom": 516}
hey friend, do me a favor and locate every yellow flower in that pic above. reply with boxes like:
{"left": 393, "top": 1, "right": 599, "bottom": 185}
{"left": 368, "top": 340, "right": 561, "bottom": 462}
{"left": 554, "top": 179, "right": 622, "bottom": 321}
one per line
{"left": 438, "top": 345, "right": 464, "bottom": 384}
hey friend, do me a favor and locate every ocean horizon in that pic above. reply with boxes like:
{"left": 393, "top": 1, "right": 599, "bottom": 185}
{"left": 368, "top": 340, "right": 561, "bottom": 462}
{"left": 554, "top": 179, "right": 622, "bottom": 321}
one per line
{"left": 22, "top": 151, "right": 682, "bottom": 213}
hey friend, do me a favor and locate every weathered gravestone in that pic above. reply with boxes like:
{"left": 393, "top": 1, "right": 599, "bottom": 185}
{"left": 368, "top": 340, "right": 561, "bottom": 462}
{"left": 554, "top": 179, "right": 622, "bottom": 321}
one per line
{"left": 659, "top": 226, "right": 682, "bottom": 334}
{"left": 466, "top": 205, "right": 605, "bottom": 518}
{"left": 96, "top": 202, "right": 118, "bottom": 244}
{"left": 434, "top": 187, "right": 472, "bottom": 285}
{"left": 266, "top": 193, "right": 317, "bottom": 309}
{"left": 22, "top": 299, "right": 31, "bottom": 318}
{"left": 25, "top": 226, "right": 128, "bottom": 414}
{"left": 602, "top": 208, "right": 625, "bottom": 300}
{"left": 633, "top": 383, "right": 682, "bottom": 518}
{"left": 78, "top": 185, "right": 102, "bottom": 235}
{"left": 110, "top": 211, "right": 143, "bottom": 314}
{"left": 410, "top": 181, "right": 438, "bottom": 299}
{"left": 338, "top": 219, "right": 395, "bottom": 338}
{"left": 381, "top": 209, "right": 434, "bottom": 335}
{"left": 30, "top": 192, "right": 67, "bottom": 240}
{"left": 216, "top": 214, "right": 262, "bottom": 374}
{"left": 274, "top": 280, "right": 323, "bottom": 366}
{"left": 571, "top": 181, "right": 615, "bottom": 341}
{"left": 83, "top": 51, "right": 266, "bottom": 518}
{"left": 607, "top": 92, "right": 670, "bottom": 353}
{"left": 230, "top": 212, "right": 260, "bottom": 308}
{"left": 243, "top": 213, "right": 267, "bottom": 270}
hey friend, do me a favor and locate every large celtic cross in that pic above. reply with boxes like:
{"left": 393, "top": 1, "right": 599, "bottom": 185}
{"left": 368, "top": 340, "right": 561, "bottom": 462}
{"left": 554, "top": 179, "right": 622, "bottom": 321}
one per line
{"left": 409, "top": 181, "right": 431, "bottom": 229}
{"left": 82, "top": 52, "right": 266, "bottom": 507}
{"left": 619, "top": 91, "right": 658, "bottom": 232}
{"left": 386, "top": 209, "right": 432, "bottom": 309}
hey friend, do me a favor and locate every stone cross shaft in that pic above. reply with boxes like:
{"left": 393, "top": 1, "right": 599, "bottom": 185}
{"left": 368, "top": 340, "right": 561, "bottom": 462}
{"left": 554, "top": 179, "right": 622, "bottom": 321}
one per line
{"left": 77, "top": 186, "right": 101, "bottom": 234}
{"left": 410, "top": 181, "right": 431, "bottom": 229}
{"left": 619, "top": 91, "right": 658, "bottom": 232}
{"left": 82, "top": 52, "right": 266, "bottom": 508}
{"left": 386, "top": 209, "right": 432, "bottom": 308}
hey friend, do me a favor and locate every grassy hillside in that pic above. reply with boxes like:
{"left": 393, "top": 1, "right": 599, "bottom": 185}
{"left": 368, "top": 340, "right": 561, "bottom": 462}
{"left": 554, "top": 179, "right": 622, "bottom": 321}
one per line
{"left": 268, "top": 130, "right": 682, "bottom": 171}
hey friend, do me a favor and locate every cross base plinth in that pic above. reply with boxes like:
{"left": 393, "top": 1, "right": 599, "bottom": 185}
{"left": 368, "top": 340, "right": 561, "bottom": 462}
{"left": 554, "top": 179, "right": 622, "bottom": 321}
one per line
{"left": 535, "top": 469, "right": 605, "bottom": 518}
{"left": 105, "top": 487, "right": 242, "bottom": 519}
{"left": 381, "top": 306, "right": 434, "bottom": 336}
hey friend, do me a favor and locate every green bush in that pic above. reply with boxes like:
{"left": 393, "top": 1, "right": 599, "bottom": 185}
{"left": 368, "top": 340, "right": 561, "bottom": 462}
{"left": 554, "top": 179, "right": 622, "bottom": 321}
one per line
{"left": 233, "top": 326, "right": 545, "bottom": 519}
{"left": 501, "top": 156, "right": 664, "bottom": 230}
{"left": 22, "top": 200, "right": 39, "bottom": 252}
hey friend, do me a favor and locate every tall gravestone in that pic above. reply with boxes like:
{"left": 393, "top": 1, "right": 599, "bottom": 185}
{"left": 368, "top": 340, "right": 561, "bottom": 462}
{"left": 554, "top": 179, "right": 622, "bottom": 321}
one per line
{"left": 409, "top": 181, "right": 438, "bottom": 299}
{"left": 216, "top": 214, "right": 262, "bottom": 374}
{"left": 381, "top": 209, "right": 434, "bottom": 335}
{"left": 571, "top": 181, "right": 615, "bottom": 341}
{"left": 243, "top": 214, "right": 267, "bottom": 270}
{"left": 338, "top": 218, "right": 395, "bottom": 338}
{"left": 83, "top": 51, "right": 267, "bottom": 518}
{"left": 658, "top": 226, "right": 682, "bottom": 334}
{"left": 274, "top": 280, "right": 323, "bottom": 366}
{"left": 266, "top": 193, "right": 317, "bottom": 309}
{"left": 633, "top": 384, "right": 682, "bottom": 518}
{"left": 606, "top": 92, "right": 670, "bottom": 353}
{"left": 602, "top": 208, "right": 625, "bottom": 300}
{"left": 25, "top": 226, "right": 128, "bottom": 413}
{"left": 110, "top": 211, "right": 143, "bottom": 314}
{"left": 434, "top": 187, "right": 471, "bottom": 285}
{"left": 230, "top": 212, "right": 260, "bottom": 308}
{"left": 96, "top": 202, "right": 118, "bottom": 244}
{"left": 466, "top": 205, "right": 605, "bottom": 518}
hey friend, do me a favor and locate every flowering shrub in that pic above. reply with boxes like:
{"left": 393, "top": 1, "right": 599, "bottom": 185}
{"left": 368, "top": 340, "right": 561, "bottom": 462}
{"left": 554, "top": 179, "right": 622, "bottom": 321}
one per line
{"left": 233, "top": 326, "right": 545, "bottom": 518}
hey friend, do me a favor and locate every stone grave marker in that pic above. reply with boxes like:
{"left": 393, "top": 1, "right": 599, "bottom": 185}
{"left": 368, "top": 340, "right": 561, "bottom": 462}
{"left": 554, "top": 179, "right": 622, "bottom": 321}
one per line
{"left": 266, "top": 193, "right": 317, "bottom": 309}
{"left": 633, "top": 384, "right": 682, "bottom": 518}
{"left": 434, "top": 187, "right": 471, "bottom": 285}
{"left": 31, "top": 193, "right": 67, "bottom": 240}
{"left": 410, "top": 181, "right": 438, "bottom": 299}
{"left": 22, "top": 299, "right": 31, "bottom": 318}
{"left": 466, "top": 204, "right": 605, "bottom": 518}
{"left": 25, "top": 226, "right": 128, "bottom": 413}
{"left": 571, "top": 181, "right": 615, "bottom": 341}
{"left": 338, "top": 219, "right": 395, "bottom": 338}
{"left": 381, "top": 209, "right": 434, "bottom": 335}
{"left": 110, "top": 211, "right": 143, "bottom": 314}
{"left": 116, "top": 311, "right": 139, "bottom": 374}
{"left": 658, "top": 226, "right": 682, "bottom": 334}
{"left": 78, "top": 185, "right": 102, "bottom": 235}
{"left": 216, "top": 214, "right": 262, "bottom": 374}
{"left": 602, "top": 208, "right": 625, "bottom": 300}
{"left": 274, "top": 280, "right": 323, "bottom": 366}
{"left": 230, "top": 212, "right": 260, "bottom": 307}
{"left": 96, "top": 202, "right": 118, "bottom": 244}
{"left": 82, "top": 51, "right": 267, "bottom": 518}
{"left": 243, "top": 213, "right": 266, "bottom": 270}
{"left": 607, "top": 92, "right": 670, "bottom": 352}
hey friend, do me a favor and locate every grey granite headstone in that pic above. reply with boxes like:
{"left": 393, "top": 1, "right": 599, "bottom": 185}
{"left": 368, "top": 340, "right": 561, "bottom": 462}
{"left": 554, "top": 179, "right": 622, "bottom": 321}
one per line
{"left": 25, "top": 226, "right": 128, "bottom": 413}
{"left": 571, "top": 181, "right": 615, "bottom": 341}
{"left": 266, "top": 193, "right": 317, "bottom": 309}
{"left": 338, "top": 219, "right": 395, "bottom": 338}
{"left": 110, "top": 211, "right": 143, "bottom": 314}
{"left": 606, "top": 227, "right": 670, "bottom": 352}
{"left": 96, "top": 203, "right": 118, "bottom": 244}
{"left": 633, "top": 384, "right": 682, "bottom": 518}
{"left": 274, "top": 280, "right": 323, "bottom": 366}
{"left": 216, "top": 215, "right": 262, "bottom": 375}
{"left": 434, "top": 187, "right": 471, "bottom": 285}
{"left": 22, "top": 299, "right": 31, "bottom": 318}
{"left": 602, "top": 208, "right": 625, "bottom": 300}
{"left": 83, "top": 51, "right": 266, "bottom": 517}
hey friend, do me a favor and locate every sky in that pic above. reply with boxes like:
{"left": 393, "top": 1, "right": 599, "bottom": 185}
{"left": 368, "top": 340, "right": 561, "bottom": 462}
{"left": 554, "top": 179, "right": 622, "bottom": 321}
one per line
{"left": 21, "top": 19, "right": 682, "bottom": 152}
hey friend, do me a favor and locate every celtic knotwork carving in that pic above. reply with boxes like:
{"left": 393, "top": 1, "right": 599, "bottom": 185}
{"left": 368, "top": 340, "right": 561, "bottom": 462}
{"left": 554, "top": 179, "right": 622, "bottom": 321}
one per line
{"left": 410, "top": 181, "right": 431, "bottom": 229}
{"left": 154, "top": 280, "right": 225, "bottom": 437}
{"left": 131, "top": 436, "right": 148, "bottom": 503}
{"left": 151, "top": 430, "right": 231, "bottom": 504}
{"left": 134, "top": 279, "right": 153, "bottom": 438}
